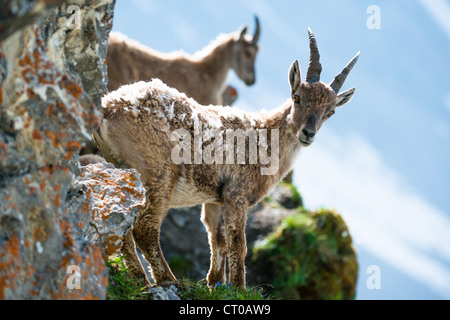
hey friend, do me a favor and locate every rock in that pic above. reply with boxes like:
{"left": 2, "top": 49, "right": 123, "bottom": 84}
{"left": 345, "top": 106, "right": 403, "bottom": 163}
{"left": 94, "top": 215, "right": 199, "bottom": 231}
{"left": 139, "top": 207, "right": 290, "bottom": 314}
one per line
{"left": 265, "top": 182, "right": 303, "bottom": 209}
{"left": 250, "top": 209, "right": 358, "bottom": 300}
{"left": 160, "top": 206, "right": 210, "bottom": 280}
{"left": 148, "top": 285, "right": 180, "bottom": 301}
{"left": 246, "top": 202, "right": 295, "bottom": 246}
{"left": 0, "top": 0, "right": 115, "bottom": 299}
{"left": 0, "top": 0, "right": 65, "bottom": 42}
{"left": 67, "top": 163, "right": 146, "bottom": 258}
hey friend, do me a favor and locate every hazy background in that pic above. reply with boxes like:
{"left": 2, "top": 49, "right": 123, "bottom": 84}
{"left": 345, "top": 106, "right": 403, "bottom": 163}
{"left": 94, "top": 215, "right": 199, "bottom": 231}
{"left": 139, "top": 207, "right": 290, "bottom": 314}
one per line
{"left": 111, "top": 0, "right": 450, "bottom": 299}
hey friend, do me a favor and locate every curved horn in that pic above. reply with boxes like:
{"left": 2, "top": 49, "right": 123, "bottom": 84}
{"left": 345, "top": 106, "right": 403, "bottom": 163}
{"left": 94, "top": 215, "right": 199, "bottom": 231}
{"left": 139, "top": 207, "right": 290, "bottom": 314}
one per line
{"left": 330, "top": 52, "right": 360, "bottom": 93}
{"left": 305, "top": 28, "right": 322, "bottom": 83}
{"left": 253, "top": 15, "right": 261, "bottom": 44}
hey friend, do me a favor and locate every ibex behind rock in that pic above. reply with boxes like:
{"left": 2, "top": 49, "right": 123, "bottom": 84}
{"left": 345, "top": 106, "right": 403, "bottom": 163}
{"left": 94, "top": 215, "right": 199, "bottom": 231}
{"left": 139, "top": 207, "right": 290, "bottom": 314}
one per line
{"left": 95, "top": 29, "right": 359, "bottom": 288}
{"left": 107, "top": 17, "right": 261, "bottom": 106}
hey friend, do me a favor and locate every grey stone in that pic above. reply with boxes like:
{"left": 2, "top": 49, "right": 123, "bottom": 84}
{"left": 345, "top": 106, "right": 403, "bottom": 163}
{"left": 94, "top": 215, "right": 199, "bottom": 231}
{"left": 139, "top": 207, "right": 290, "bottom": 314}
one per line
{"left": 148, "top": 285, "right": 181, "bottom": 301}
{"left": 0, "top": 0, "right": 116, "bottom": 299}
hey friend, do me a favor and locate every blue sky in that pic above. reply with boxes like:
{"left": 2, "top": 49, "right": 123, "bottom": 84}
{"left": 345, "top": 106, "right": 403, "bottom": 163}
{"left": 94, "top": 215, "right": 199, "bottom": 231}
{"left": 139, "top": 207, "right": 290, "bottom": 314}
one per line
{"left": 111, "top": 0, "right": 450, "bottom": 299}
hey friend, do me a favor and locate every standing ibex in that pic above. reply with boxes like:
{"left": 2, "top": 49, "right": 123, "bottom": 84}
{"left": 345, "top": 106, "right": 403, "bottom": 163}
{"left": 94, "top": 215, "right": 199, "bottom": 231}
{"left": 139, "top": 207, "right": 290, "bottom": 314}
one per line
{"left": 107, "top": 17, "right": 261, "bottom": 106}
{"left": 94, "top": 29, "right": 359, "bottom": 288}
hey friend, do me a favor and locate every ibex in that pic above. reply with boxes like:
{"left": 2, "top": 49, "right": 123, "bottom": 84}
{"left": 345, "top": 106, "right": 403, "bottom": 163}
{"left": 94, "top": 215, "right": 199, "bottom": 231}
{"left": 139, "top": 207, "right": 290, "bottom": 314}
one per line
{"left": 107, "top": 17, "right": 261, "bottom": 106}
{"left": 94, "top": 29, "right": 359, "bottom": 288}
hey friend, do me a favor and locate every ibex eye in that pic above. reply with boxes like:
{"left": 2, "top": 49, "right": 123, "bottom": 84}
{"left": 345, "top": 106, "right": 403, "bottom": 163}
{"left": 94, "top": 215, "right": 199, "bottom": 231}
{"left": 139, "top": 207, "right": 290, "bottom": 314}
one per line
{"left": 293, "top": 95, "right": 300, "bottom": 103}
{"left": 326, "top": 111, "right": 335, "bottom": 118}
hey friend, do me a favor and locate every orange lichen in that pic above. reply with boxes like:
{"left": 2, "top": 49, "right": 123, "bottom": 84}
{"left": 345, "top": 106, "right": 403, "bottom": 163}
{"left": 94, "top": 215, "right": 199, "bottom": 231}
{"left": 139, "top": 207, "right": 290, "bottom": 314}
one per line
{"left": 0, "top": 235, "right": 22, "bottom": 299}
{"left": 29, "top": 186, "right": 38, "bottom": 195}
{"left": 26, "top": 88, "right": 36, "bottom": 99}
{"left": 54, "top": 194, "right": 61, "bottom": 207}
{"left": 60, "top": 219, "right": 75, "bottom": 249}
{"left": 33, "top": 228, "right": 47, "bottom": 242}
{"left": 65, "top": 141, "right": 82, "bottom": 160}
{"left": 59, "top": 101, "right": 68, "bottom": 112}
{"left": 32, "top": 129, "right": 43, "bottom": 140}
{"left": 104, "top": 235, "right": 123, "bottom": 257}
{"left": 61, "top": 75, "right": 83, "bottom": 99}
{"left": 44, "top": 130, "right": 60, "bottom": 148}
{"left": 3, "top": 194, "right": 18, "bottom": 212}
{"left": 0, "top": 142, "right": 6, "bottom": 161}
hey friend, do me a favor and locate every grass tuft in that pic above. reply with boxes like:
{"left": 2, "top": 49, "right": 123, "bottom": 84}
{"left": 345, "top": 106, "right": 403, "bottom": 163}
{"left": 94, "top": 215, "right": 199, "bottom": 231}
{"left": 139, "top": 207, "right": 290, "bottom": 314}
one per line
{"left": 106, "top": 255, "right": 153, "bottom": 300}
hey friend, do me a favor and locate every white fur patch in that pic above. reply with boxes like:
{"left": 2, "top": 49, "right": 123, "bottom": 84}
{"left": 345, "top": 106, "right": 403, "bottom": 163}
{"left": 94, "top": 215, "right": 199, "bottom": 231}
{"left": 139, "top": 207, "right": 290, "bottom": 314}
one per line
{"left": 170, "top": 177, "right": 216, "bottom": 208}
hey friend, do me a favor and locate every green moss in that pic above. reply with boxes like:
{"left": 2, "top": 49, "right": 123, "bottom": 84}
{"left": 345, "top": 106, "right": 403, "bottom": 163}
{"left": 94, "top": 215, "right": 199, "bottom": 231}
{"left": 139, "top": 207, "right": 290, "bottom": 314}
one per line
{"left": 286, "top": 183, "right": 303, "bottom": 207}
{"left": 251, "top": 209, "right": 358, "bottom": 300}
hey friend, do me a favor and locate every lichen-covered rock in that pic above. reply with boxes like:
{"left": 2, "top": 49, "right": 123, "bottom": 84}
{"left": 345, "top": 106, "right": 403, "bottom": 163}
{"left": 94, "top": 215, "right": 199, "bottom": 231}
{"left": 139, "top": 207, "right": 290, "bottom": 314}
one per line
{"left": 0, "top": 167, "right": 108, "bottom": 299}
{"left": 68, "top": 163, "right": 146, "bottom": 258}
{"left": 0, "top": 0, "right": 65, "bottom": 42}
{"left": 251, "top": 209, "right": 358, "bottom": 300}
{"left": 0, "top": 0, "right": 115, "bottom": 299}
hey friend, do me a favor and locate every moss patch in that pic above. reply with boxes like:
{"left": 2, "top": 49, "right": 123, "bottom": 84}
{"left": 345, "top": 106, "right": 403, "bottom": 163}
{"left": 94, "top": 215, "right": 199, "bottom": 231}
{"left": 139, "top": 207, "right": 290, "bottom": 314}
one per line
{"left": 252, "top": 208, "right": 358, "bottom": 300}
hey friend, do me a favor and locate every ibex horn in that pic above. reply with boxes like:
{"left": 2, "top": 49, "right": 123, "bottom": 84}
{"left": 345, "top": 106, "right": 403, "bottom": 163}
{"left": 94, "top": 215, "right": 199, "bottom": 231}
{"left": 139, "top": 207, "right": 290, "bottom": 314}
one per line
{"left": 305, "top": 28, "right": 322, "bottom": 83}
{"left": 253, "top": 15, "right": 261, "bottom": 44}
{"left": 330, "top": 52, "right": 360, "bottom": 93}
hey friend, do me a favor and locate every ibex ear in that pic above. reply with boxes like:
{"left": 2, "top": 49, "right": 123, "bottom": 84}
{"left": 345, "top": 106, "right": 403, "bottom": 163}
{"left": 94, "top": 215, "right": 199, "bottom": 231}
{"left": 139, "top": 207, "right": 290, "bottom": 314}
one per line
{"left": 289, "top": 60, "right": 301, "bottom": 94}
{"left": 336, "top": 87, "right": 356, "bottom": 107}
{"left": 237, "top": 25, "right": 248, "bottom": 41}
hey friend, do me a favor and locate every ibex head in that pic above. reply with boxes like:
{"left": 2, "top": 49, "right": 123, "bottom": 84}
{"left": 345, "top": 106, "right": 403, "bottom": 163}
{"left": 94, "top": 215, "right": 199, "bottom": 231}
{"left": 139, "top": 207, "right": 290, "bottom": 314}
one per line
{"left": 289, "top": 28, "right": 359, "bottom": 147}
{"left": 231, "top": 15, "right": 261, "bottom": 86}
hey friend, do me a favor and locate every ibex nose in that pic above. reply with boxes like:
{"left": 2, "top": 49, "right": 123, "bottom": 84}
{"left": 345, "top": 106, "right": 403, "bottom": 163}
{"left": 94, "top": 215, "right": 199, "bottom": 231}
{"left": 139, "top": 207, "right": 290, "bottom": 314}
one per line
{"left": 302, "top": 113, "right": 317, "bottom": 139}
{"left": 302, "top": 127, "right": 316, "bottom": 139}
{"left": 245, "top": 75, "right": 256, "bottom": 86}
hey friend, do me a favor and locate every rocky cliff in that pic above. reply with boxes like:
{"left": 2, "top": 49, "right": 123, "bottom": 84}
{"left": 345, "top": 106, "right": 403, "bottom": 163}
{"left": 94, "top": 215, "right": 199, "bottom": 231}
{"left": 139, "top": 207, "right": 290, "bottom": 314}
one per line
{"left": 0, "top": 0, "right": 119, "bottom": 299}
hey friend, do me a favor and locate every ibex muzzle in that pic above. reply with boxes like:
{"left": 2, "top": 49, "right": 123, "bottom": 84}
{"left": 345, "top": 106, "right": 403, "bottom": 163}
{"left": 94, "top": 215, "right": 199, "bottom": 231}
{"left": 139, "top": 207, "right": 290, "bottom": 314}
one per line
{"left": 300, "top": 113, "right": 318, "bottom": 144}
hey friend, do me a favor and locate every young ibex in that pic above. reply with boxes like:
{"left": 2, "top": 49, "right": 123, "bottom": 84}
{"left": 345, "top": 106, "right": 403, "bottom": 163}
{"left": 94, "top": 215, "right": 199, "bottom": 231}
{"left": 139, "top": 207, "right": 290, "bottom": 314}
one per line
{"left": 94, "top": 29, "right": 359, "bottom": 288}
{"left": 107, "top": 17, "right": 260, "bottom": 106}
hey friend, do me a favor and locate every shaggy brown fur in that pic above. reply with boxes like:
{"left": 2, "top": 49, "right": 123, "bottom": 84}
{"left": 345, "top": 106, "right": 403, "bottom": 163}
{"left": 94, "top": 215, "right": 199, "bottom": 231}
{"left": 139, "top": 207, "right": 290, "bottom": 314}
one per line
{"left": 95, "top": 30, "right": 359, "bottom": 288}
{"left": 107, "top": 17, "right": 260, "bottom": 106}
